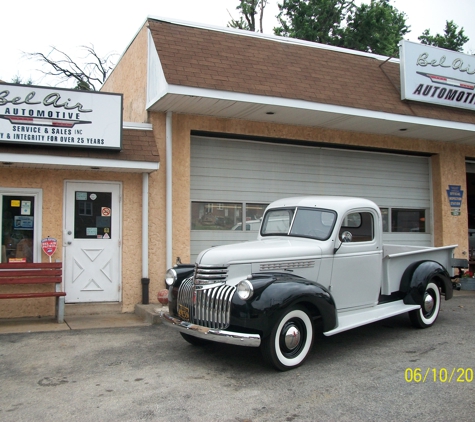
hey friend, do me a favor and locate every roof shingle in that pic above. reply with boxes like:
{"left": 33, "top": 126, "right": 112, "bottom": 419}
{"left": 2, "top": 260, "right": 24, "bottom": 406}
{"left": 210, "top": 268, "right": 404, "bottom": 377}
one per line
{"left": 148, "top": 19, "right": 475, "bottom": 125}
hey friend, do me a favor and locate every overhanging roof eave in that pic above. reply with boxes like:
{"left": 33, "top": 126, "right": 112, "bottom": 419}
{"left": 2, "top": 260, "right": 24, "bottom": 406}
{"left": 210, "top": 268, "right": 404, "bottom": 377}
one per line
{"left": 147, "top": 86, "right": 475, "bottom": 144}
{"left": 0, "top": 153, "right": 160, "bottom": 173}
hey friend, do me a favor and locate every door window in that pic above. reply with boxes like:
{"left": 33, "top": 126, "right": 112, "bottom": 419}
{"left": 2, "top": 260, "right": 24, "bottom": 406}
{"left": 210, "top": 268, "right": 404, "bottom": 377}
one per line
{"left": 339, "top": 212, "right": 374, "bottom": 242}
{"left": 74, "top": 191, "right": 112, "bottom": 239}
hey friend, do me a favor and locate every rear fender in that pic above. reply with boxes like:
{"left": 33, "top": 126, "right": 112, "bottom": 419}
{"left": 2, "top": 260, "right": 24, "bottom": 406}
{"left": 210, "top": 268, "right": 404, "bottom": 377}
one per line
{"left": 230, "top": 273, "right": 337, "bottom": 337}
{"left": 400, "top": 260, "right": 452, "bottom": 306}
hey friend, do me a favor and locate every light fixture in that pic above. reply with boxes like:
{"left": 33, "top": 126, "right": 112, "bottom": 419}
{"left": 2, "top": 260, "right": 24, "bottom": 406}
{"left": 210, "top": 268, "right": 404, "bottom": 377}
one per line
{"left": 266, "top": 111, "right": 275, "bottom": 115}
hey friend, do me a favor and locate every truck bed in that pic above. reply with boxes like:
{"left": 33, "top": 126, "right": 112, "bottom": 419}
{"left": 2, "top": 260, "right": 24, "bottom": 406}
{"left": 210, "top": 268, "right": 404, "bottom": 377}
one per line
{"left": 381, "top": 244, "right": 457, "bottom": 296}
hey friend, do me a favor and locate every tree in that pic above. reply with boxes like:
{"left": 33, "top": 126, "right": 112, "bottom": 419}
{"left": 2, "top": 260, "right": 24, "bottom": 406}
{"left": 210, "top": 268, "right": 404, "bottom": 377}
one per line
{"left": 274, "top": 0, "right": 355, "bottom": 44}
{"left": 341, "top": 0, "right": 409, "bottom": 56}
{"left": 228, "top": 0, "right": 269, "bottom": 32}
{"left": 418, "top": 20, "right": 469, "bottom": 52}
{"left": 274, "top": 0, "right": 409, "bottom": 57}
{"left": 25, "top": 45, "right": 117, "bottom": 91}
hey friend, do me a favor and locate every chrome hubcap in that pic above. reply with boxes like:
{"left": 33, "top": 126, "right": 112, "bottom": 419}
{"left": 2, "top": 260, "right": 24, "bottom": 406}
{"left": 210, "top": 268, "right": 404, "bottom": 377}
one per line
{"left": 284, "top": 325, "right": 301, "bottom": 350}
{"left": 423, "top": 293, "right": 434, "bottom": 314}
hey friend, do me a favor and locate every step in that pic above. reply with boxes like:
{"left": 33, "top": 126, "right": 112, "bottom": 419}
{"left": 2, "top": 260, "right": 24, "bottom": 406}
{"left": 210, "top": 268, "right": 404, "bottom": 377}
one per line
{"left": 65, "top": 302, "right": 122, "bottom": 316}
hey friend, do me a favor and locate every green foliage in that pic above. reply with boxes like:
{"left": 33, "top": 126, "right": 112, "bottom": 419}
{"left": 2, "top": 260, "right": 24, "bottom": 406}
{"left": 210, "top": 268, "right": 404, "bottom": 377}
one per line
{"left": 341, "top": 0, "right": 409, "bottom": 56}
{"left": 418, "top": 20, "right": 469, "bottom": 52}
{"left": 274, "top": 0, "right": 410, "bottom": 56}
{"left": 274, "top": 0, "right": 354, "bottom": 44}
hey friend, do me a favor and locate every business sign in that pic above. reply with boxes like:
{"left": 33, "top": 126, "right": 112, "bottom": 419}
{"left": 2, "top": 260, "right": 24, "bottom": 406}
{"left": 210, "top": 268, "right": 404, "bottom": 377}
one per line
{"left": 399, "top": 40, "right": 475, "bottom": 112}
{"left": 41, "top": 237, "right": 58, "bottom": 257}
{"left": 0, "top": 83, "right": 123, "bottom": 149}
{"left": 446, "top": 185, "right": 464, "bottom": 216}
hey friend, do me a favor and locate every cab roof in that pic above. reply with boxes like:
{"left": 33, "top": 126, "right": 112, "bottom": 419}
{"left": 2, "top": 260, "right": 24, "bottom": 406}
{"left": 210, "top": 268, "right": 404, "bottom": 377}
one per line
{"left": 267, "top": 196, "right": 379, "bottom": 214}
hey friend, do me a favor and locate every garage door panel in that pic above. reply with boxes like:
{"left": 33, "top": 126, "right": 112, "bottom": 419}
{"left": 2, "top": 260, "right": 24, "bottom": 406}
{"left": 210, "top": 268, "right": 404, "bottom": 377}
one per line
{"left": 192, "top": 140, "right": 428, "bottom": 175}
{"left": 190, "top": 137, "right": 431, "bottom": 261}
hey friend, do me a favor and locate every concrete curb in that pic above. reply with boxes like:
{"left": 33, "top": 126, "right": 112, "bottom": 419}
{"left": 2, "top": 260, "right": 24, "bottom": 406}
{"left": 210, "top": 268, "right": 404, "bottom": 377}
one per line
{"left": 134, "top": 303, "right": 168, "bottom": 325}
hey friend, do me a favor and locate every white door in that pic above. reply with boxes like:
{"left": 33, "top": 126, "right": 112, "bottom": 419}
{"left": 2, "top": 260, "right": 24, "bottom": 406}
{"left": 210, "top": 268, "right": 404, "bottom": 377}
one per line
{"left": 64, "top": 181, "right": 121, "bottom": 303}
{"left": 329, "top": 210, "right": 382, "bottom": 310}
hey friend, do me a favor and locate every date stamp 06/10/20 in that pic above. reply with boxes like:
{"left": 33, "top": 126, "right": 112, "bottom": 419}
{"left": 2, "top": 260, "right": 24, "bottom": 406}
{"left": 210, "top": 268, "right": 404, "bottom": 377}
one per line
{"left": 405, "top": 368, "right": 474, "bottom": 383}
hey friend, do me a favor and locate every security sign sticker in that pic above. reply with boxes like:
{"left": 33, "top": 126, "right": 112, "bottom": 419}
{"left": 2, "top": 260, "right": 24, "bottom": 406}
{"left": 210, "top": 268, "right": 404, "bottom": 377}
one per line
{"left": 101, "top": 207, "right": 111, "bottom": 217}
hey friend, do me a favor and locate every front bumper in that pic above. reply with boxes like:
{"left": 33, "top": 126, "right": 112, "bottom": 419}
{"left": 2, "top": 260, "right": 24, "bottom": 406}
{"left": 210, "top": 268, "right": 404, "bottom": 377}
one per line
{"left": 160, "top": 312, "right": 261, "bottom": 347}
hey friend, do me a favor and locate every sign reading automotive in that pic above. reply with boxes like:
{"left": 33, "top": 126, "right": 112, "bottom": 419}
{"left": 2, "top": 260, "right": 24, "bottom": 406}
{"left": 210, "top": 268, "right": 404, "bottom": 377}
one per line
{"left": 0, "top": 83, "right": 123, "bottom": 150}
{"left": 399, "top": 40, "right": 475, "bottom": 112}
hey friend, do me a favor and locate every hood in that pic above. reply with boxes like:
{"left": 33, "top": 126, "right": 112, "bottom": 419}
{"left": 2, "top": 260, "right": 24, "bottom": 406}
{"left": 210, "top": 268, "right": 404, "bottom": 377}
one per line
{"left": 196, "top": 237, "right": 322, "bottom": 266}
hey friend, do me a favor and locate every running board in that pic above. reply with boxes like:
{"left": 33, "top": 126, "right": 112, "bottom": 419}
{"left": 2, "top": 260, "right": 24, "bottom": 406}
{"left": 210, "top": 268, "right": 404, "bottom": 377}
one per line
{"left": 324, "top": 301, "right": 421, "bottom": 336}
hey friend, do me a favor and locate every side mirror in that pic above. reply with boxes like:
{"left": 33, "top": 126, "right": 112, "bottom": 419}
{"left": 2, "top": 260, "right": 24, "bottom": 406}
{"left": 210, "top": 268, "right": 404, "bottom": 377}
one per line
{"left": 341, "top": 231, "right": 353, "bottom": 243}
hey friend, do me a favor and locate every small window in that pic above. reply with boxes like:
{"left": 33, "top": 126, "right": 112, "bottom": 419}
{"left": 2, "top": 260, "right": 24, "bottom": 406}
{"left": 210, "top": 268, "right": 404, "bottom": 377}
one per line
{"left": 380, "top": 207, "right": 426, "bottom": 233}
{"left": 191, "top": 202, "right": 242, "bottom": 230}
{"left": 1, "top": 192, "right": 39, "bottom": 263}
{"left": 74, "top": 192, "right": 112, "bottom": 239}
{"left": 339, "top": 212, "right": 374, "bottom": 242}
{"left": 392, "top": 209, "right": 426, "bottom": 232}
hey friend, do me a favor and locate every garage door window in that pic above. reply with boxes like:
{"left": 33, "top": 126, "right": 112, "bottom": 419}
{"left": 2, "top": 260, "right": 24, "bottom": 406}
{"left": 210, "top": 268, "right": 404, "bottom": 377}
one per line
{"left": 380, "top": 208, "right": 426, "bottom": 233}
{"left": 192, "top": 202, "right": 242, "bottom": 230}
{"left": 191, "top": 202, "right": 267, "bottom": 231}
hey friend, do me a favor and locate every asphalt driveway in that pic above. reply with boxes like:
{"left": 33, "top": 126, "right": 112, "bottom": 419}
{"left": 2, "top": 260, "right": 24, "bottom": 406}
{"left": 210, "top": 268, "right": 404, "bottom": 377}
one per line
{"left": 1, "top": 291, "right": 474, "bottom": 421}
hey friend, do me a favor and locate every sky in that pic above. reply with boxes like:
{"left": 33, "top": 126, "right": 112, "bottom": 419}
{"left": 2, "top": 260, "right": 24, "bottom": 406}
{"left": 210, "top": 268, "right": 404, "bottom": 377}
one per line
{"left": 1, "top": 0, "right": 475, "bottom": 87}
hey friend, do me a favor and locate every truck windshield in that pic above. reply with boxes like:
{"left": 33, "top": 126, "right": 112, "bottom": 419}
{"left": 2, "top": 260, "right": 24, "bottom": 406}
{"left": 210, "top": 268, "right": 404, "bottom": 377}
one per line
{"left": 261, "top": 207, "right": 336, "bottom": 240}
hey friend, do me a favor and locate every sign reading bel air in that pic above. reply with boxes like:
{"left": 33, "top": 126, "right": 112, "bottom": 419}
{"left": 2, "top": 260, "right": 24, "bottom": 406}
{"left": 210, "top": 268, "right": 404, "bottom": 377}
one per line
{"left": 0, "top": 83, "right": 123, "bottom": 150}
{"left": 399, "top": 40, "right": 475, "bottom": 112}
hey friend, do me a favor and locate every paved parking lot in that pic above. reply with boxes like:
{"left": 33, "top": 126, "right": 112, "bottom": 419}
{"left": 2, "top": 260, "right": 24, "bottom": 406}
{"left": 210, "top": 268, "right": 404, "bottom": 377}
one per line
{"left": 1, "top": 291, "right": 474, "bottom": 421}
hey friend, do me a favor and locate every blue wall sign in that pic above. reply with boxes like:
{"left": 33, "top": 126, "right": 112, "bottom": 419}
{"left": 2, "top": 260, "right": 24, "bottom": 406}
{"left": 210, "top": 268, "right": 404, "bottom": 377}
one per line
{"left": 446, "top": 185, "right": 463, "bottom": 216}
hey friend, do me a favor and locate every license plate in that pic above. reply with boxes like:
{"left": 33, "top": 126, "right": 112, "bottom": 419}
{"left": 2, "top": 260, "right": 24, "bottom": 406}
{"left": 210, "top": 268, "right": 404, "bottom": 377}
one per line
{"left": 178, "top": 304, "right": 190, "bottom": 321}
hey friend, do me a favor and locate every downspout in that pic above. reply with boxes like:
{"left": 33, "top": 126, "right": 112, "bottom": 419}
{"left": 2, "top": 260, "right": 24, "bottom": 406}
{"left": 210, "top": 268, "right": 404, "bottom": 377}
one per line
{"left": 141, "top": 172, "right": 150, "bottom": 304}
{"left": 166, "top": 111, "right": 173, "bottom": 268}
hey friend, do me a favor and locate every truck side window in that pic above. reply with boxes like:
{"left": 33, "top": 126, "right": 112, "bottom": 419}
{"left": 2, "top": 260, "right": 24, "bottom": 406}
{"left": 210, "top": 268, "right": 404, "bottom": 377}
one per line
{"left": 340, "top": 212, "right": 374, "bottom": 242}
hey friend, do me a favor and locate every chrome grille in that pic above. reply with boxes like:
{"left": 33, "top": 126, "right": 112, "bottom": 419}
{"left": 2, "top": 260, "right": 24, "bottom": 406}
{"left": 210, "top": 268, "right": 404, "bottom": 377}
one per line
{"left": 194, "top": 264, "right": 228, "bottom": 285}
{"left": 177, "top": 277, "right": 235, "bottom": 329}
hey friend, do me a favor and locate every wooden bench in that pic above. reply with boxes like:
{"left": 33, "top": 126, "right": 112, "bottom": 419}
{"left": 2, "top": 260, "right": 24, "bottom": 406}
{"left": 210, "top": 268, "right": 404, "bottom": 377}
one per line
{"left": 0, "top": 262, "right": 65, "bottom": 323}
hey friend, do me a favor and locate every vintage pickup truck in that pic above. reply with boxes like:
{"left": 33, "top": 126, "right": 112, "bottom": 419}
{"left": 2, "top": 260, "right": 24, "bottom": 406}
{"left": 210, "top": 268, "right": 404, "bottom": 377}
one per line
{"left": 161, "top": 196, "right": 461, "bottom": 371}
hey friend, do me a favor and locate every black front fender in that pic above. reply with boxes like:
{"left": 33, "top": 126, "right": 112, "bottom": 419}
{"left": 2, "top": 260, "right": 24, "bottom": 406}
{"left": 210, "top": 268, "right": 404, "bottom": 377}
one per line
{"left": 400, "top": 260, "right": 453, "bottom": 306}
{"left": 168, "top": 264, "right": 195, "bottom": 317}
{"left": 230, "top": 273, "right": 337, "bottom": 337}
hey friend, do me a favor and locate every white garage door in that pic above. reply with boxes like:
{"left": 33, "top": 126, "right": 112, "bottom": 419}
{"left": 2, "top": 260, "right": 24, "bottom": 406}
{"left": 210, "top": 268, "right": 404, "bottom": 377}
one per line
{"left": 190, "top": 136, "right": 432, "bottom": 261}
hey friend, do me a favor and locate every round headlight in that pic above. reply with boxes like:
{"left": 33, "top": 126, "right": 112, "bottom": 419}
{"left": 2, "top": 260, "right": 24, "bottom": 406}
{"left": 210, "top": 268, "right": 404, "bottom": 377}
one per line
{"left": 165, "top": 268, "right": 177, "bottom": 286}
{"left": 237, "top": 279, "right": 254, "bottom": 301}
